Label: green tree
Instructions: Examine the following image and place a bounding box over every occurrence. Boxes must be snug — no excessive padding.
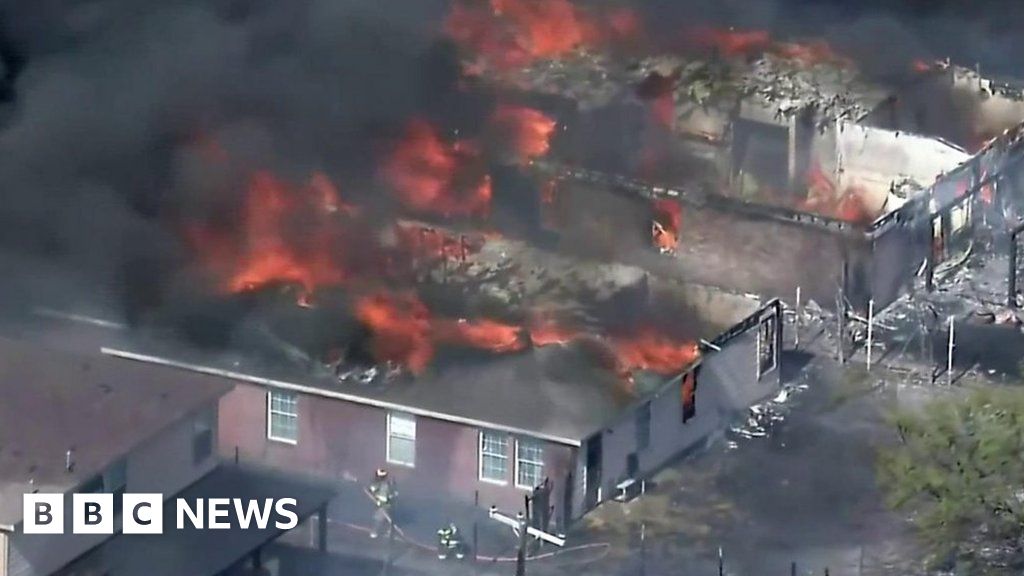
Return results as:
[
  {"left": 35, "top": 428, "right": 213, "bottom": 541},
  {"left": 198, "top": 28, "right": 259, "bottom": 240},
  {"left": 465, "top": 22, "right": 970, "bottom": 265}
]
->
[{"left": 878, "top": 388, "right": 1024, "bottom": 568}]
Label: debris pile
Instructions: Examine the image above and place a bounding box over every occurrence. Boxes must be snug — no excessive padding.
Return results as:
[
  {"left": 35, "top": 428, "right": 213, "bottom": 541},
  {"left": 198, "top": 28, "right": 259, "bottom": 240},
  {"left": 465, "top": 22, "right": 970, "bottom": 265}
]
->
[
  {"left": 727, "top": 383, "right": 807, "bottom": 444},
  {"left": 740, "top": 54, "right": 884, "bottom": 124}
]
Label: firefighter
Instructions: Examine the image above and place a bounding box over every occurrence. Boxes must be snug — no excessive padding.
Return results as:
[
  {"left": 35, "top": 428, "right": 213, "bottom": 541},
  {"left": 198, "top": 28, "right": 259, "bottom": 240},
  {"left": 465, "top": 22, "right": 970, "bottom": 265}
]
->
[
  {"left": 436, "top": 522, "right": 466, "bottom": 560},
  {"left": 368, "top": 468, "right": 397, "bottom": 539}
]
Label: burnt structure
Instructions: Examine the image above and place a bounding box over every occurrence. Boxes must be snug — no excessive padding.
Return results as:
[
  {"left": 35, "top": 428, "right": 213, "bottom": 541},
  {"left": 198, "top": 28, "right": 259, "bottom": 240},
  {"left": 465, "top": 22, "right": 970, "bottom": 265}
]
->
[{"left": 486, "top": 46, "right": 1024, "bottom": 316}]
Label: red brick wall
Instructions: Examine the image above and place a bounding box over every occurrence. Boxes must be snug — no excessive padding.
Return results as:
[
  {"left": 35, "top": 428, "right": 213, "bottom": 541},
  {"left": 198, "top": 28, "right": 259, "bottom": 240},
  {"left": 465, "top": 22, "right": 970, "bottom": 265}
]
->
[{"left": 217, "top": 383, "right": 576, "bottom": 519}]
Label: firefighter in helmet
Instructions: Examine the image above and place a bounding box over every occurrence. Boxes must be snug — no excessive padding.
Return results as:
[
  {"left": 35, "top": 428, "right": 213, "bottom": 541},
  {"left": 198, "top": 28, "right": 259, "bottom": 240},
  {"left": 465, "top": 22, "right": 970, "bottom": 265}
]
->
[
  {"left": 368, "top": 468, "right": 397, "bottom": 539},
  {"left": 436, "top": 522, "right": 467, "bottom": 560}
]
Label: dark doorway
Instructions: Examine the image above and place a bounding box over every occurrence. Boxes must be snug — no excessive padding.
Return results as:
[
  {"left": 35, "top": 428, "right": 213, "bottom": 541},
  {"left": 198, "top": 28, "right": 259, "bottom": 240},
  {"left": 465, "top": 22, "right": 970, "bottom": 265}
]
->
[{"left": 584, "top": 435, "right": 603, "bottom": 510}]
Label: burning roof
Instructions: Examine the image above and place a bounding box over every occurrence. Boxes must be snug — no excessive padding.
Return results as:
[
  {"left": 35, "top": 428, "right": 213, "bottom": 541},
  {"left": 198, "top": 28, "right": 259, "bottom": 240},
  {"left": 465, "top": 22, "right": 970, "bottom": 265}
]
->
[
  {"left": 103, "top": 268, "right": 764, "bottom": 443},
  {"left": 464, "top": 35, "right": 893, "bottom": 136}
]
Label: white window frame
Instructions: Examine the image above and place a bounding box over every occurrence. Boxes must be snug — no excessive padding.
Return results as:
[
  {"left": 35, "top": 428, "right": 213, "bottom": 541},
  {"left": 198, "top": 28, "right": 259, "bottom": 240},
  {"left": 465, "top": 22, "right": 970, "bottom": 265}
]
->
[
  {"left": 478, "top": 431, "right": 509, "bottom": 485},
  {"left": 386, "top": 412, "right": 416, "bottom": 468},
  {"left": 267, "top": 390, "right": 298, "bottom": 445},
  {"left": 514, "top": 438, "right": 545, "bottom": 490}
]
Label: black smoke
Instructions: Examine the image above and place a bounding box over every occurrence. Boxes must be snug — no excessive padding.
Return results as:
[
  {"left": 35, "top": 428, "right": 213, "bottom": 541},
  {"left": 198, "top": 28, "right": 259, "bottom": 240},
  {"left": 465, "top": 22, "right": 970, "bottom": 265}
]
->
[
  {"left": 1, "top": 0, "right": 1023, "bottom": 325},
  {"left": 0, "top": 0, "right": 463, "bottom": 320},
  {"left": 638, "top": 0, "right": 1024, "bottom": 79}
]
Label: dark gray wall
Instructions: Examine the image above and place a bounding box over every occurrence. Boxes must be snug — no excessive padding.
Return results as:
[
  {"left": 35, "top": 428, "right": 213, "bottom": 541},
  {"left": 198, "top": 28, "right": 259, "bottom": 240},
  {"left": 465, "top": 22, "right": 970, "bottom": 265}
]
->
[{"left": 570, "top": 302, "right": 783, "bottom": 519}]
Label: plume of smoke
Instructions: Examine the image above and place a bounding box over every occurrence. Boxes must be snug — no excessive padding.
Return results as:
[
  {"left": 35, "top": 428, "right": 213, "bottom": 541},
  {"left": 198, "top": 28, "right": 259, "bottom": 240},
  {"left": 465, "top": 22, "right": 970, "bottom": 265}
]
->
[{"left": 0, "top": 0, "right": 458, "bottom": 321}]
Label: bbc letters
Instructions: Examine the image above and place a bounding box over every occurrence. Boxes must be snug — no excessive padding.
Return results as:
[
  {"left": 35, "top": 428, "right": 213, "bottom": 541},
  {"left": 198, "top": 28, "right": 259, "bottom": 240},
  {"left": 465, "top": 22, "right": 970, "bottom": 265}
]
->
[{"left": 23, "top": 493, "right": 299, "bottom": 534}]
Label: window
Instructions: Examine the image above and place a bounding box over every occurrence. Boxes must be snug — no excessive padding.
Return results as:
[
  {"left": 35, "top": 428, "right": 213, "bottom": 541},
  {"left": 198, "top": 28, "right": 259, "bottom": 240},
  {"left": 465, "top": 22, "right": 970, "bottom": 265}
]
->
[
  {"left": 267, "top": 390, "right": 298, "bottom": 444},
  {"left": 479, "top": 431, "right": 509, "bottom": 484},
  {"left": 757, "top": 316, "right": 778, "bottom": 378},
  {"left": 681, "top": 372, "right": 696, "bottom": 423},
  {"left": 951, "top": 198, "right": 973, "bottom": 235},
  {"left": 635, "top": 402, "right": 651, "bottom": 451},
  {"left": 515, "top": 439, "right": 545, "bottom": 490},
  {"left": 386, "top": 412, "right": 416, "bottom": 467},
  {"left": 193, "top": 410, "right": 214, "bottom": 464}
]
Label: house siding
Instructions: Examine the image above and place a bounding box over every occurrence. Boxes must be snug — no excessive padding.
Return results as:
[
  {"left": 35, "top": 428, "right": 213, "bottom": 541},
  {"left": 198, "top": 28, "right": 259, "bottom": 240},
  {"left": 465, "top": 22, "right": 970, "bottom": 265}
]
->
[
  {"left": 218, "top": 385, "right": 576, "bottom": 525},
  {"left": 573, "top": 301, "right": 783, "bottom": 519},
  {"left": 6, "top": 403, "right": 220, "bottom": 576}
]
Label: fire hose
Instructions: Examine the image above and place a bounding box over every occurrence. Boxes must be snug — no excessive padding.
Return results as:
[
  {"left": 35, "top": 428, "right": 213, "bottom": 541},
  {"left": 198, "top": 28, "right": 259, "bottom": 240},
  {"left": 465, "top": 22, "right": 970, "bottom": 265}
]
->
[{"left": 340, "top": 488, "right": 610, "bottom": 564}]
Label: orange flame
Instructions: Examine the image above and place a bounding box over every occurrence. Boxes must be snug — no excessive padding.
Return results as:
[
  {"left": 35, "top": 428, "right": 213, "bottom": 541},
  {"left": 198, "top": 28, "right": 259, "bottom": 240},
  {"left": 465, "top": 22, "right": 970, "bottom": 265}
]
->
[
  {"left": 527, "top": 315, "right": 583, "bottom": 347},
  {"left": 490, "top": 104, "right": 557, "bottom": 164},
  {"left": 383, "top": 119, "right": 493, "bottom": 218},
  {"left": 772, "top": 39, "right": 848, "bottom": 66},
  {"left": 651, "top": 198, "right": 681, "bottom": 252},
  {"left": 689, "top": 28, "right": 770, "bottom": 57},
  {"left": 445, "top": 0, "right": 640, "bottom": 69},
  {"left": 354, "top": 291, "right": 434, "bottom": 375},
  {"left": 436, "top": 318, "right": 527, "bottom": 353},
  {"left": 612, "top": 331, "right": 700, "bottom": 376},
  {"left": 801, "top": 162, "right": 875, "bottom": 224},
  {"left": 687, "top": 27, "right": 850, "bottom": 67},
  {"left": 308, "top": 171, "right": 359, "bottom": 216},
  {"left": 187, "top": 171, "right": 352, "bottom": 299},
  {"left": 911, "top": 59, "right": 933, "bottom": 73}
]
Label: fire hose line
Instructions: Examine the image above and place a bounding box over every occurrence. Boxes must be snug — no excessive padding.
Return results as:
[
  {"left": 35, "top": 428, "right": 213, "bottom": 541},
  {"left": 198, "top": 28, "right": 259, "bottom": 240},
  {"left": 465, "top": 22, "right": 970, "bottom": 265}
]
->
[
  {"left": 328, "top": 490, "right": 611, "bottom": 564},
  {"left": 328, "top": 518, "right": 610, "bottom": 564}
]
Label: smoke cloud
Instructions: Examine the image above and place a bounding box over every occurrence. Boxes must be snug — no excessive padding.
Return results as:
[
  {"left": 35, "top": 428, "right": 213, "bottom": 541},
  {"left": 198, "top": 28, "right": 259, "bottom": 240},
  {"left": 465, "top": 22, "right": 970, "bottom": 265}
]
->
[{"left": 0, "top": 0, "right": 1022, "bottom": 321}]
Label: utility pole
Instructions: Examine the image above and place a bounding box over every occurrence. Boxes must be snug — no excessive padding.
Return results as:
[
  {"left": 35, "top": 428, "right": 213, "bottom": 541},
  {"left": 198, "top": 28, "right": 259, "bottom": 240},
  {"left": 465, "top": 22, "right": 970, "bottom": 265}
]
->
[
  {"left": 516, "top": 497, "right": 529, "bottom": 576},
  {"left": 488, "top": 497, "right": 565, "bottom": 576}
]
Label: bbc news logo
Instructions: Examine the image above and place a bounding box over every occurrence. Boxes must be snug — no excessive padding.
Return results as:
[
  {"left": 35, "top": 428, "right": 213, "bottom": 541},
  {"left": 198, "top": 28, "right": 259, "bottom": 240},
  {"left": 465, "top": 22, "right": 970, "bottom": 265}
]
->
[{"left": 23, "top": 494, "right": 299, "bottom": 535}]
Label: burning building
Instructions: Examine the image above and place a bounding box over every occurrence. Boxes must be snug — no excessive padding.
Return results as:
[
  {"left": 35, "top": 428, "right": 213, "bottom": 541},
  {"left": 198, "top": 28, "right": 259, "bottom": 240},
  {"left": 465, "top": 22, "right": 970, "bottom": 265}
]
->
[
  {"left": 101, "top": 243, "right": 782, "bottom": 530},
  {"left": 444, "top": 8, "right": 1024, "bottom": 315},
  {"left": 7, "top": 0, "right": 1024, "bottom": 563}
]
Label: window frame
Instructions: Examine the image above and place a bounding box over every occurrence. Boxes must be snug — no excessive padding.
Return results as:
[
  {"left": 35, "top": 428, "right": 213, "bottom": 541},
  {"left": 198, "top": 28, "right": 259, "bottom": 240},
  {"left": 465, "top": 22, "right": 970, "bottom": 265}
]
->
[
  {"left": 756, "top": 315, "right": 778, "bottom": 379},
  {"left": 681, "top": 371, "right": 697, "bottom": 423},
  {"left": 267, "top": 390, "right": 299, "bottom": 445},
  {"left": 478, "top": 430, "right": 510, "bottom": 485},
  {"left": 514, "top": 438, "right": 545, "bottom": 491},
  {"left": 386, "top": 412, "right": 416, "bottom": 468}
]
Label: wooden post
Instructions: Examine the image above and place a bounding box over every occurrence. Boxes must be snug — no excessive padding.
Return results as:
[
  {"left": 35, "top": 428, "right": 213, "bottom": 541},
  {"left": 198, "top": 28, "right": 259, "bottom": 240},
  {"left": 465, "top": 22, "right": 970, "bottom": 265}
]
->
[
  {"left": 947, "top": 316, "right": 955, "bottom": 386},
  {"left": 787, "top": 116, "right": 798, "bottom": 190},
  {"left": 794, "top": 286, "right": 802, "bottom": 349},
  {"left": 1010, "top": 229, "right": 1019, "bottom": 308},
  {"left": 836, "top": 291, "right": 845, "bottom": 364},
  {"left": 866, "top": 299, "right": 874, "bottom": 370},
  {"left": 515, "top": 496, "right": 530, "bottom": 576}
]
